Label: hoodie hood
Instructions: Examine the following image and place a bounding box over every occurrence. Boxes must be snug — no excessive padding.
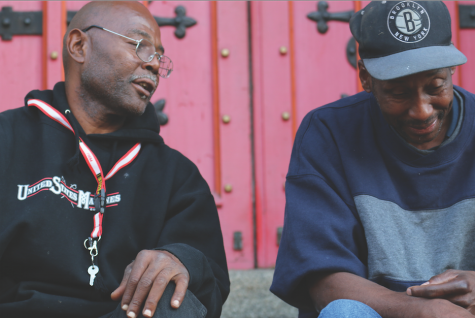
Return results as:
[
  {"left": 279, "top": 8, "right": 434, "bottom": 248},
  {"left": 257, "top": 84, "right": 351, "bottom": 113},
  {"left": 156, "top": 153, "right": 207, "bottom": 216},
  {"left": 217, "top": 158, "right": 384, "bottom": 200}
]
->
[{"left": 24, "top": 82, "right": 164, "bottom": 144}]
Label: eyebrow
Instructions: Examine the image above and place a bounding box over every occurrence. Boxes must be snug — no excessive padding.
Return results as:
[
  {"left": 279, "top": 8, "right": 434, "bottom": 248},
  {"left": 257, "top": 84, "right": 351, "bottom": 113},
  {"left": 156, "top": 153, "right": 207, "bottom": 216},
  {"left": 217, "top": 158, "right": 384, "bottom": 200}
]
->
[
  {"left": 127, "top": 28, "right": 165, "bottom": 54},
  {"left": 128, "top": 28, "right": 152, "bottom": 40}
]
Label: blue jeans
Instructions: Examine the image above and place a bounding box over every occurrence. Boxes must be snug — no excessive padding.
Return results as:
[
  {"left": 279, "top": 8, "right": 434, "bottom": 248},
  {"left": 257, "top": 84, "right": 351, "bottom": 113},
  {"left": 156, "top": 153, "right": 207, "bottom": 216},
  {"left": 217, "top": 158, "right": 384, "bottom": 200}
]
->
[{"left": 318, "top": 299, "right": 382, "bottom": 318}]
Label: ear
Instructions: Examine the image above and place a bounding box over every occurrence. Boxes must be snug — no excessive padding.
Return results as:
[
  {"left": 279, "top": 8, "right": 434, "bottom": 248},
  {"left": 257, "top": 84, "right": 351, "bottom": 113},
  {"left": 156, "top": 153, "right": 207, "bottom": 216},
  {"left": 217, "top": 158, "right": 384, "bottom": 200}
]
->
[
  {"left": 66, "top": 29, "right": 88, "bottom": 64},
  {"left": 358, "top": 60, "right": 373, "bottom": 93},
  {"left": 449, "top": 66, "right": 456, "bottom": 75}
]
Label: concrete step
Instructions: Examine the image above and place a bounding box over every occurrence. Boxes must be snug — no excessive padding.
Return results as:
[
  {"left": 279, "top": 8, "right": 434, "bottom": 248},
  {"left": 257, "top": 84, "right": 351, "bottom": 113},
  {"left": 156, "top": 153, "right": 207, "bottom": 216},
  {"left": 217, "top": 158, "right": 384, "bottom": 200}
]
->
[{"left": 221, "top": 269, "right": 298, "bottom": 318}]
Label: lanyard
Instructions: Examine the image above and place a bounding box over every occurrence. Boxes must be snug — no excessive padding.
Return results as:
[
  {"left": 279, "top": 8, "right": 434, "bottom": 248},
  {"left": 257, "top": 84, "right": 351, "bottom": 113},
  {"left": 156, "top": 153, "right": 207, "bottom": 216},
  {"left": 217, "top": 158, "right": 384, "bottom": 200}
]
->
[{"left": 27, "top": 99, "right": 141, "bottom": 261}]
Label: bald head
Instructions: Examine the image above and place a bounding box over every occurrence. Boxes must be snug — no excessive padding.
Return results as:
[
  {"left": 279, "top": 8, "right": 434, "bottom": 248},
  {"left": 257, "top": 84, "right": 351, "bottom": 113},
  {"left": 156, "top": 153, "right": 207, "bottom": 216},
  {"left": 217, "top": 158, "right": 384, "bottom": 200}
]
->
[
  {"left": 63, "top": 1, "right": 158, "bottom": 75},
  {"left": 62, "top": 1, "right": 163, "bottom": 122}
]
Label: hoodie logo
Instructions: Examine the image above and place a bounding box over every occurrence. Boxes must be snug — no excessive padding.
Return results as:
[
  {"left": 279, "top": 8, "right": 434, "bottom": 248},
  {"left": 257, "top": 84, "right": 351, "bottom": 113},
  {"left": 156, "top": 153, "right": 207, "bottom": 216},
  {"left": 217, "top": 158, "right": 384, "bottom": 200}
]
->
[
  {"left": 17, "top": 176, "right": 121, "bottom": 210},
  {"left": 387, "top": 1, "right": 430, "bottom": 43}
]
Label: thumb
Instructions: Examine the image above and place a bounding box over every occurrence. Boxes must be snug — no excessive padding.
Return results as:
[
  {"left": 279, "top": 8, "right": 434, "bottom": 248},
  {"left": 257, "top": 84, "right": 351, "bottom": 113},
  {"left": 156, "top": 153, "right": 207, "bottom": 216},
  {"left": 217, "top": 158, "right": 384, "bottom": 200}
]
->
[
  {"left": 111, "top": 282, "right": 126, "bottom": 301},
  {"left": 111, "top": 262, "right": 134, "bottom": 300}
]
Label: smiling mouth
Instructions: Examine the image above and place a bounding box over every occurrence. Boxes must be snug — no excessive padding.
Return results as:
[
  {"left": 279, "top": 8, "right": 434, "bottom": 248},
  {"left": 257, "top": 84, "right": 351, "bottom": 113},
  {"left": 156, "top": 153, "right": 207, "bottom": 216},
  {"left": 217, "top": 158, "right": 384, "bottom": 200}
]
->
[{"left": 407, "top": 119, "right": 438, "bottom": 135}]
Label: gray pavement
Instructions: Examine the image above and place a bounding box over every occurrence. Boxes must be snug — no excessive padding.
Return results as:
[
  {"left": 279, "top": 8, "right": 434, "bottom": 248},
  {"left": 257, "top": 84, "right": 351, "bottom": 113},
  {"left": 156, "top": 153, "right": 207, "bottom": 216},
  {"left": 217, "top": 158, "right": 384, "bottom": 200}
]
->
[{"left": 221, "top": 269, "right": 298, "bottom": 318}]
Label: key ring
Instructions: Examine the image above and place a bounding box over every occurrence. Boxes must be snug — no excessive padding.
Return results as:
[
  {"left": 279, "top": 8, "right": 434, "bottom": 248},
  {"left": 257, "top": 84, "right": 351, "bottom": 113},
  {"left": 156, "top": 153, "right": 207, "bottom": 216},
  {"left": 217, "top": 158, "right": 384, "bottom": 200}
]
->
[{"left": 84, "top": 236, "right": 101, "bottom": 257}]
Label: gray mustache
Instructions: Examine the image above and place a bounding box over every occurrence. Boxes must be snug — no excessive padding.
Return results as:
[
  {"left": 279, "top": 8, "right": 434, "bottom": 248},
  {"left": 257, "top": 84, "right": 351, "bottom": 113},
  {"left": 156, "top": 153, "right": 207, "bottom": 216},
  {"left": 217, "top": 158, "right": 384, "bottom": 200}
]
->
[{"left": 129, "top": 74, "right": 158, "bottom": 86}]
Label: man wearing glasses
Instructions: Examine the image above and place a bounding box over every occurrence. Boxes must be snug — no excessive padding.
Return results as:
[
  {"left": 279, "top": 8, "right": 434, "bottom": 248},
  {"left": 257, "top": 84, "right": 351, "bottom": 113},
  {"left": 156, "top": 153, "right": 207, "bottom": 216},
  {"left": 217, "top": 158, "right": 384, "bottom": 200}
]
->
[{"left": 0, "top": 2, "right": 229, "bottom": 318}]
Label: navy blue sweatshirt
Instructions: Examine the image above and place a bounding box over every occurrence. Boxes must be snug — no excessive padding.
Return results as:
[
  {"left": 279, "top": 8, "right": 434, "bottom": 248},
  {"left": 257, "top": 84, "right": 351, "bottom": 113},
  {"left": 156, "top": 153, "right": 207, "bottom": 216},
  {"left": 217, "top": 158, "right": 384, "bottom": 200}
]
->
[
  {"left": 271, "top": 86, "right": 475, "bottom": 317},
  {"left": 0, "top": 83, "right": 229, "bottom": 318}
]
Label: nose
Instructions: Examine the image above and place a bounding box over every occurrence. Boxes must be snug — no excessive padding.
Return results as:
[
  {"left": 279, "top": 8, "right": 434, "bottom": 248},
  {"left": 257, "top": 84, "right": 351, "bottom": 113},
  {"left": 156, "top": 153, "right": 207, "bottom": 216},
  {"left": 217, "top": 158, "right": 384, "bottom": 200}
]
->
[
  {"left": 142, "top": 53, "right": 160, "bottom": 75},
  {"left": 408, "top": 94, "right": 433, "bottom": 122}
]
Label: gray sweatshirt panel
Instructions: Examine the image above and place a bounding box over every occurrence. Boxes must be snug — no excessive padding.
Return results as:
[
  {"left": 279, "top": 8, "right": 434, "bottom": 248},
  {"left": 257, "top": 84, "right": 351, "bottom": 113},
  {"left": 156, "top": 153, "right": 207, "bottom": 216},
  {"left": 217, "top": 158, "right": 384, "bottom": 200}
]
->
[{"left": 355, "top": 195, "right": 475, "bottom": 282}]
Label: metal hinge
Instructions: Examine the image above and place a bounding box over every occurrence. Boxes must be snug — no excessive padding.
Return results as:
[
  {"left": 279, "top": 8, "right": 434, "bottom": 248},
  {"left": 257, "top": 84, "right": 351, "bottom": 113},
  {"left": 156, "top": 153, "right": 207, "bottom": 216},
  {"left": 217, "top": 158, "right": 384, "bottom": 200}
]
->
[
  {"left": 307, "top": 1, "right": 353, "bottom": 34},
  {"left": 459, "top": 5, "right": 475, "bottom": 29},
  {"left": 233, "top": 231, "right": 243, "bottom": 251},
  {"left": 153, "top": 99, "right": 168, "bottom": 126},
  {"left": 1, "top": 5, "right": 197, "bottom": 41},
  {"left": 0, "top": 6, "right": 42, "bottom": 40}
]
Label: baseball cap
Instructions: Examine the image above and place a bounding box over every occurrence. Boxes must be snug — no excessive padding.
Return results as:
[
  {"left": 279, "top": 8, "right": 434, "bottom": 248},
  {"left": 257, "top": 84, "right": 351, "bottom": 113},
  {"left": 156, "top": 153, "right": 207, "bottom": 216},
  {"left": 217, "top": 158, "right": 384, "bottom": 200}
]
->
[{"left": 350, "top": 1, "right": 467, "bottom": 80}]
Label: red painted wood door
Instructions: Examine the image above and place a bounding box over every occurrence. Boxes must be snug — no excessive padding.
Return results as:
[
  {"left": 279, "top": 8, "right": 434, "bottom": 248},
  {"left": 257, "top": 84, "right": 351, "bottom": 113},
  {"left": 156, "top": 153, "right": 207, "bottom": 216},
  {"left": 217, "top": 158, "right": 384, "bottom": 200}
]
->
[
  {"left": 1, "top": 1, "right": 475, "bottom": 269},
  {"left": 251, "top": 1, "right": 358, "bottom": 268},
  {"left": 0, "top": 1, "right": 254, "bottom": 269}
]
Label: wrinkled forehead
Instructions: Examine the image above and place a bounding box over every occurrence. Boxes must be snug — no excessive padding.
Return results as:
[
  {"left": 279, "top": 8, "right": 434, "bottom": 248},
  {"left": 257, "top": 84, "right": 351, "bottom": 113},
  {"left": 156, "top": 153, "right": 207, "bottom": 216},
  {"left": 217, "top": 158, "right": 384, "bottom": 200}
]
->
[
  {"left": 109, "top": 6, "right": 161, "bottom": 42},
  {"left": 84, "top": 2, "right": 162, "bottom": 48}
]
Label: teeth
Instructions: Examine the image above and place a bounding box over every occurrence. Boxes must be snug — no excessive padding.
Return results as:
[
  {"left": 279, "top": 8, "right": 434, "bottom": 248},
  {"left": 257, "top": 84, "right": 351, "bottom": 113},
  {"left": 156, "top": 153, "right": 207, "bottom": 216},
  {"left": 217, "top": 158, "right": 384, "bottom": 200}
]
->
[{"left": 140, "top": 83, "right": 147, "bottom": 89}]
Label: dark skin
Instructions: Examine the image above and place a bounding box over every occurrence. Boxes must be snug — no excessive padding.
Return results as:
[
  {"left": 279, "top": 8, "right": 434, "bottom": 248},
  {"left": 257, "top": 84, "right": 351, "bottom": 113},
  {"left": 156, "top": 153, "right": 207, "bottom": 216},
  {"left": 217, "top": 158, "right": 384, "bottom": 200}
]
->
[
  {"left": 64, "top": 2, "right": 188, "bottom": 318},
  {"left": 308, "top": 61, "right": 475, "bottom": 317},
  {"left": 360, "top": 61, "right": 455, "bottom": 150}
]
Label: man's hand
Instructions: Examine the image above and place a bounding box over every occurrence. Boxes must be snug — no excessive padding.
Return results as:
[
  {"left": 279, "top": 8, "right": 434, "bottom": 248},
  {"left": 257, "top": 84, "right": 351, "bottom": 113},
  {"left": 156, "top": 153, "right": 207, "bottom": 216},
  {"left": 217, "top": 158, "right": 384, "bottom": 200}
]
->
[
  {"left": 407, "top": 270, "right": 475, "bottom": 314},
  {"left": 110, "top": 250, "right": 190, "bottom": 318},
  {"left": 310, "top": 271, "right": 475, "bottom": 318}
]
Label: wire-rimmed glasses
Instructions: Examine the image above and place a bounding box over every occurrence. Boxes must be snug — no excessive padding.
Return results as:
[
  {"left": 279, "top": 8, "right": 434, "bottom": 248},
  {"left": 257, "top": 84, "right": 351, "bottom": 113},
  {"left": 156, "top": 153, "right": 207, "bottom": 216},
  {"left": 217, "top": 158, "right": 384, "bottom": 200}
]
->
[{"left": 82, "top": 25, "right": 173, "bottom": 78}]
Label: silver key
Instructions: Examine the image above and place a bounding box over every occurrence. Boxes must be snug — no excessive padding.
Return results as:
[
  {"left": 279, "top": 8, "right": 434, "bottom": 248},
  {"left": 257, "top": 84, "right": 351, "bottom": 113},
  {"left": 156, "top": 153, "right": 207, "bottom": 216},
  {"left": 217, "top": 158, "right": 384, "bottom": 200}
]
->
[{"left": 88, "top": 265, "right": 99, "bottom": 286}]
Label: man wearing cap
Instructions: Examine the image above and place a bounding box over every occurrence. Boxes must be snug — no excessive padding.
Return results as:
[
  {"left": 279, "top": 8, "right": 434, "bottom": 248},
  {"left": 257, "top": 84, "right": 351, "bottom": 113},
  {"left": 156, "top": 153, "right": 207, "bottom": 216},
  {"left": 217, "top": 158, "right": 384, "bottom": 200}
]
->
[{"left": 271, "top": 1, "right": 475, "bottom": 317}]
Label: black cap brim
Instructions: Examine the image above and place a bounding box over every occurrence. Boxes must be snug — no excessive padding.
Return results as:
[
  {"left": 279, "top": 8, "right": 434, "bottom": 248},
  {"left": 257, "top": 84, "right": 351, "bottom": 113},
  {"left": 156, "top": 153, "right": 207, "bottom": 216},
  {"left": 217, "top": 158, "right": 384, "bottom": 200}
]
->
[{"left": 363, "top": 44, "right": 467, "bottom": 80}]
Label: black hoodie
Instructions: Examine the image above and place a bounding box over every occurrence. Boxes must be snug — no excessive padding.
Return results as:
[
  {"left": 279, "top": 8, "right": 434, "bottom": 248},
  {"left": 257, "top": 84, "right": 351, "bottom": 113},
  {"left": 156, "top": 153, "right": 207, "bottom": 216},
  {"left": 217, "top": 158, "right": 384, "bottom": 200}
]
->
[{"left": 0, "top": 82, "right": 229, "bottom": 318}]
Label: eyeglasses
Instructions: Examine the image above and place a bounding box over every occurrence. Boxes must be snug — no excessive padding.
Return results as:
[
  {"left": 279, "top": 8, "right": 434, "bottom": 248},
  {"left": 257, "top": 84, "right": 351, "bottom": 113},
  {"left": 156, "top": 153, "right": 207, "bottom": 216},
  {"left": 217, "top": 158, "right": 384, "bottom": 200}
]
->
[{"left": 82, "top": 25, "right": 173, "bottom": 79}]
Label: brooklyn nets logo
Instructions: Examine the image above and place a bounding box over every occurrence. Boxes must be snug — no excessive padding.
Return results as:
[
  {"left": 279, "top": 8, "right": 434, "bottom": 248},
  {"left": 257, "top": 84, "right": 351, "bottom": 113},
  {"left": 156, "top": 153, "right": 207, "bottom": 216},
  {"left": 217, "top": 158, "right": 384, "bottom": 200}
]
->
[{"left": 387, "top": 1, "right": 430, "bottom": 43}]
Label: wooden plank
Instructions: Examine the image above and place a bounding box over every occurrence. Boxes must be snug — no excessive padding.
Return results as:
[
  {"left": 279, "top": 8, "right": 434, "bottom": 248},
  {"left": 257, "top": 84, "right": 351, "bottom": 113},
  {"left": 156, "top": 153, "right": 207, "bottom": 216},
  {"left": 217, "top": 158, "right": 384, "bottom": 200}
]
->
[
  {"left": 43, "top": 1, "right": 64, "bottom": 90},
  {"left": 216, "top": 1, "right": 254, "bottom": 269},
  {"left": 293, "top": 1, "right": 357, "bottom": 125},
  {"left": 251, "top": 1, "right": 293, "bottom": 268},
  {"left": 444, "top": 1, "right": 462, "bottom": 86},
  {"left": 458, "top": 1, "right": 475, "bottom": 92},
  {"left": 0, "top": 1, "right": 43, "bottom": 111}
]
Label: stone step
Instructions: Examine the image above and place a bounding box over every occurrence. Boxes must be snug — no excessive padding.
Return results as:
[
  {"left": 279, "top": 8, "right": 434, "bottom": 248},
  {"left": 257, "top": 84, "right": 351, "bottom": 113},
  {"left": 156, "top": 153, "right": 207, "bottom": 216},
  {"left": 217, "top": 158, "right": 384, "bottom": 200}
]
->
[{"left": 221, "top": 269, "right": 298, "bottom": 318}]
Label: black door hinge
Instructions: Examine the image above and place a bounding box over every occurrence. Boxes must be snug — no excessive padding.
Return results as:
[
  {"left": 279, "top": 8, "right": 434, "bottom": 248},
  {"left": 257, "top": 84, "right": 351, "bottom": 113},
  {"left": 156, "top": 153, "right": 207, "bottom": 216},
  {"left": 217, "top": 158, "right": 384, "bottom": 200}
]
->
[
  {"left": 0, "top": 6, "right": 42, "bottom": 41},
  {"left": 459, "top": 5, "right": 475, "bottom": 29},
  {"left": 2, "top": 5, "right": 197, "bottom": 41},
  {"left": 307, "top": 1, "right": 353, "bottom": 34},
  {"left": 233, "top": 231, "right": 243, "bottom": 251}
]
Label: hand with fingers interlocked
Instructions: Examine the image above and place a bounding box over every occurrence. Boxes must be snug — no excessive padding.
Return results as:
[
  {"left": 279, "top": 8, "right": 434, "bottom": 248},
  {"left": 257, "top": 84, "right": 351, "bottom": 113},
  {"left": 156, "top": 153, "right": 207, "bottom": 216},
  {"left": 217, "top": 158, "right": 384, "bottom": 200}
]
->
[
  {"left": 407, "top": 269, "right": 475, "bottom": 315},
  {"left": 110, "top": 250, "right": 190, "bottom": 318}
]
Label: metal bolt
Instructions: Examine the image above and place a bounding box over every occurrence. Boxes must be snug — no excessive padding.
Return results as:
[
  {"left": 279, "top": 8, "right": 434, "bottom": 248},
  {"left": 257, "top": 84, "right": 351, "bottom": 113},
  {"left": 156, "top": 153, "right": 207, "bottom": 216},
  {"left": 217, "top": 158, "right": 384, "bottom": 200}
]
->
[
  {"left": 221, "top": 48, "right": 230, "bottom": 57},
  {"left": 282, "top": 112, "right": 290, "bottom": 121},
  {"left": 222, "top": 115, "right": 231, "bottom": 124},
  {"left": 24, "top": 17, "right": 31, "bottom": 25},
  {"left": 224, "top": 184, "right": 233, "bottom": 193},
  {"left": 279, "top": 46, "right": 288, "bottom": 55},
  {"left": 2, "top": 18, "right": 11, "bottom": 27},
  {"left": 50, "top": 51, "right": 58, "bottom": 60}
]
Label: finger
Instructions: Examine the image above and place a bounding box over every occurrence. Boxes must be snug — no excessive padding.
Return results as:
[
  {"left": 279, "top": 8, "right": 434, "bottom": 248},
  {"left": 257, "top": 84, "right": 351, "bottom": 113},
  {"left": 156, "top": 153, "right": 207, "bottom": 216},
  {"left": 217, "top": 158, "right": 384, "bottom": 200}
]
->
[
  {"left": 111, "top": 262, "right": 134, "bottom": 302},
  {"left": 427, "top": 269, "right": 461, "bottom": 285},
  {"left": 121, "top": 253, "right": 151, "bottom": 312},
  {"left": 410, "top": 279, "right": 469, "bottom": 298},
  {"left": 141, "top": 269, "right": 174, "bottom": 318},
  {"left": 170, "top": 275, "right": 189, "bottom": 309},
  {"left": 127, "top": 266, "right": 164, "bottom": 318}
]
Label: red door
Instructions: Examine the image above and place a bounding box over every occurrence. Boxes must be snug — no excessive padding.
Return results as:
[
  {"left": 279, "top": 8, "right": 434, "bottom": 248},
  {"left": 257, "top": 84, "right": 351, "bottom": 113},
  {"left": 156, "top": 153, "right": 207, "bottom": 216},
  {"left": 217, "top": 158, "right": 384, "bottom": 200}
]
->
[
  {"left": 0, "top": 0, "right": 255, "bottom": 269},
  {"left": 1, "top": 1, "right": 474, "bottom": 269}
]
